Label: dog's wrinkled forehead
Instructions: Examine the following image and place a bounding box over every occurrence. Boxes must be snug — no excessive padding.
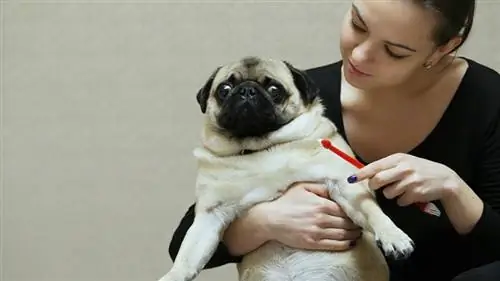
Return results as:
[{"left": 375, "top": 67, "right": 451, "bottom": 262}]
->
[{"left": 214, "top": 56, "right": 293, "bottom": 85}]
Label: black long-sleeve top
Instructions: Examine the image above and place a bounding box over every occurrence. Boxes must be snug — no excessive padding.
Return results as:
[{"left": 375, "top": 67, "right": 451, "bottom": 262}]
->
[{"left": 168, "top": 58, "right": 500, "bottom": 281}]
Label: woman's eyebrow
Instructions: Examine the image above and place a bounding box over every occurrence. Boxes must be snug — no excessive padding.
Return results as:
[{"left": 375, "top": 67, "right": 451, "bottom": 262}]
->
[
  {"left": 352, "top": 4, "right": 417, "bottom": 52},
  {"left": 352, "top": 4, "right": 367, "bottom": 27}
]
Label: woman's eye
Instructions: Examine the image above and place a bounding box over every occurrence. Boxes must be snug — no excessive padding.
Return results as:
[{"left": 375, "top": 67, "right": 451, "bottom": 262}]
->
[
  {"left": 351, "top": 20, "right": 366, "bottom": 33},
  {"left": 384, "top": 46, "right": 409, "bottom": 60}
]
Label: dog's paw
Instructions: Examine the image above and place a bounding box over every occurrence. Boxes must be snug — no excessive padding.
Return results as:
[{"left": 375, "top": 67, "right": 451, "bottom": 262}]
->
[
  {"left": 157, "top": 275, "right": 172, "bottom": 281},
  {"left": 157, "top": 272, "right": 175, "bottom": 281},
  {"left": 324, "top": 178, "right": 343, "bottom": 200},
  {"left": 156, "top": 271, "right": 183, "bottom": 281},
  {"left": 375, "top": 225, "right": 414, "bottom": 260}
]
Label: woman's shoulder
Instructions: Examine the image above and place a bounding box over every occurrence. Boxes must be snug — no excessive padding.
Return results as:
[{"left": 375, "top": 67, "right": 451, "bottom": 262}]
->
[
  {"left": 458, "top": 57, "right": 500, "bottom": 120},
  {"left": 460, "top": 57, "right": 500, "bottom": 95}
]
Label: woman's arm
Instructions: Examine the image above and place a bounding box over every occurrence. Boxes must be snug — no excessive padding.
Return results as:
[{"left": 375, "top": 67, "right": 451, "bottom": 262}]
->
[
  {"left": 448, "top": 112, "right": 500, "bottom": 259},
  {"left": 440, "top": 176, "right": 484, "bottom": 235},
  {"left": 347, "top": 109, "right": 500, "bottom": 260},
  {"left": 222, "top": 203, "right": 273, "bottom": 256}
]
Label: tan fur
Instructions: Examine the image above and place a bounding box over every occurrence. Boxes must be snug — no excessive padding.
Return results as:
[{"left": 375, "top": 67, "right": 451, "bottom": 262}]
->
[
  {"left": 157, "top": 57, "right": 414, "bottom": 281},
  {"left": 204, "top": 58, "right": 309, "bottom": 137}
]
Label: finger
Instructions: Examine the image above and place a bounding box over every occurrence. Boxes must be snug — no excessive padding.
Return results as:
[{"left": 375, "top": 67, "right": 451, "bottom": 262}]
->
[
  {"left": 316, "top": 199, "right": 348, "bottom": 217},
  {"left": 302, "top": 183, "right": 331, "bottom": 199},
  {"left": 308, "top": 239, "right": 355, "bottom": 251},
  {"left": 316, "top": 214, "right": 360, "bottom": 230},
  {"left": 367, "top": 166, "right": 408, "bottom": 191},
  {"left": 347, "top": 154, "right": 402, "bottom": 184},
  {"left": 382, "top": 183, "right": 406, "bottom": 199},
  {"left": 319, "top": 228, "right": 362, "bottom": 241},
  {"left": 383, "top": 173, "right": 422, "bottom": 199},
  {"left": 396, "top": 191, "right": 415, "bottom": 206}
]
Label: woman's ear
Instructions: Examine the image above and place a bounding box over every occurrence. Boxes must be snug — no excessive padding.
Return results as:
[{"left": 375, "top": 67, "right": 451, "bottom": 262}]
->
[
  {"left": 423, "top": 36, "right": 463, "bottom": 69},
  {"left": 439, "top": 36, "right": 463, "bottom": 55}
]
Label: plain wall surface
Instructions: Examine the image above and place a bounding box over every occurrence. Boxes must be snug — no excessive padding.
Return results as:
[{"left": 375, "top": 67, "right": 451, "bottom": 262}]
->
[{"left": 2, "top": 1, "right": 500, "bottom": 281}]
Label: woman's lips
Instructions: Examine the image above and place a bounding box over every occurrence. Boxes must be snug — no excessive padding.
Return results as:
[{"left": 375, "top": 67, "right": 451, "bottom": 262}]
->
[{"left": 347, "top": 60, "right": 371, "bottom": 77}]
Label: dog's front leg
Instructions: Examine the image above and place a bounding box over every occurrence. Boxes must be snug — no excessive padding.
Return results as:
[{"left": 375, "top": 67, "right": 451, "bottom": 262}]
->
[
  {"left": 158, "top": 208, "right": 231, "bottom": 281},
  {"left": 324, "top": 179, "right": 414, "bottom": 260}
]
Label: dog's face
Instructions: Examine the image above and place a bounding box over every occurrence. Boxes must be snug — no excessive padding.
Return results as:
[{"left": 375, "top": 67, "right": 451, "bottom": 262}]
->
[{"left": 196, "top": 56, "right": 320, "bottom": 139}]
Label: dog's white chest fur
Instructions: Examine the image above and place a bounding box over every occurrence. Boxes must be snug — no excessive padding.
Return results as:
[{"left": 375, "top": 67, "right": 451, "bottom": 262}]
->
[{"left": 193, "top": 138, "right": 337, "bottom": 211}]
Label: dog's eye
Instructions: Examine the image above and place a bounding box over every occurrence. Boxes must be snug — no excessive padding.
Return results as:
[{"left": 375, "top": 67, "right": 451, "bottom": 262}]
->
[
  {"left": 267, "top": 84, "right": 286, "bottom": 103},
  {"left": 217, "top": 83, "right": 232, "bottom": 99},
  {"left": 267, "top": 85, "right": 280, "bottom": 95}
]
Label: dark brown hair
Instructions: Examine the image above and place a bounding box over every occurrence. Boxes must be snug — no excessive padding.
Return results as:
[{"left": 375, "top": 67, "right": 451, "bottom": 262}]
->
[{"left": 418, "top": 0, "right": 476, "bottom": 53}]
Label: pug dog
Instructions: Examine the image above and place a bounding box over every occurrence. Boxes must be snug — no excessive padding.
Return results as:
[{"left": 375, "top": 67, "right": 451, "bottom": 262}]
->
[{"left": 157, "top": 56, "right": 414, "bottom": 281}]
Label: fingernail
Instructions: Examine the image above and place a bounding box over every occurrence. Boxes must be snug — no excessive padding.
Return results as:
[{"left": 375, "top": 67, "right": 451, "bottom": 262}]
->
[{"left": 347, "top": 175, "right": 357, "bottom": 183}]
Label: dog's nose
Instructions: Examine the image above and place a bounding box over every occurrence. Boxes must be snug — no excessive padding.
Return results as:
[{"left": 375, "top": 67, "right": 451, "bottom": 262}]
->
[{"left": 239, "top": 86, "right": 257, "bottom": 99}]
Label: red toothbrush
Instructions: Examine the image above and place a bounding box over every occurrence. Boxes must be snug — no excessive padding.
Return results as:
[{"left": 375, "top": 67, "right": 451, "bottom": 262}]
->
[{"left": 320, "top": 139, "right": 441, "bottom": 217}]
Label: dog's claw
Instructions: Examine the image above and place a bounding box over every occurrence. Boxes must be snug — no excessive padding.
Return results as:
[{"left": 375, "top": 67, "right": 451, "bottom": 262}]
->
[{"left": 375, "top": 227, "right": 415, "bottom": 260}]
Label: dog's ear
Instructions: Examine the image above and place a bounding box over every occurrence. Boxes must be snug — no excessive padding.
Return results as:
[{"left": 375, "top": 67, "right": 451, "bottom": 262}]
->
[
  {"left": 196, "top": 67, "right": 221, "bottom": 113},
  {"left": 283, "top": 61, "right": 319, "bottom": 105}
]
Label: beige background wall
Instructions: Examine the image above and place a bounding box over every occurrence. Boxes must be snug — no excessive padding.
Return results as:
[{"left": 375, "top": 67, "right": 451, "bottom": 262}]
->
[{"left": 2, "top": 1, "right": 499, "bottom": 281}]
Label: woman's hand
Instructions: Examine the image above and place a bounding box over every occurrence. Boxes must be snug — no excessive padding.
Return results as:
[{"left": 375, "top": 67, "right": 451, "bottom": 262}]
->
[
  {"left": 258, "top": 182, "right": 362, "bottom": 251},
  {"left": 347, "top": 153, "right": 460, "bottom": 206},
  {"left": 346, "top": 152, "right": 486, "bottom": 235}
]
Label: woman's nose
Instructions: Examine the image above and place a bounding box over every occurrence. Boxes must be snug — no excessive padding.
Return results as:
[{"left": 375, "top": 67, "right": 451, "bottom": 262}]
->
[{"left": 351, "top": 40, "right": 374, "bottom": 63}]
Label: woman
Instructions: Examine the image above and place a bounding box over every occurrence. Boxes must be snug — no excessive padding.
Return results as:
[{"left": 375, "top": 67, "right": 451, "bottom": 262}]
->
[{"left": 168, "top": 1, "right": 500, "bottom": 280}]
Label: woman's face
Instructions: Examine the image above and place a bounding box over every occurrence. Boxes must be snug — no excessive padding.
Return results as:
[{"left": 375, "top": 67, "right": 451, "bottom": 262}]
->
[{"left": 339, "top": 0, "right": 443, "bottom": 90}]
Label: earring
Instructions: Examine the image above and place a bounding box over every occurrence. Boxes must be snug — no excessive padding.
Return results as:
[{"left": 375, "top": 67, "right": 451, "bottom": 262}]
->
[{"left": 423, "top": 61, "right": 433, "bottom": 69}]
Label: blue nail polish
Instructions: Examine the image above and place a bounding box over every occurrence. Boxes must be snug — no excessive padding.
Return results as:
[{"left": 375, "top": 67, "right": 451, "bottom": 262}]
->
[{"left": 347, "top": 175, "right": 357, "bottom": 183}]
